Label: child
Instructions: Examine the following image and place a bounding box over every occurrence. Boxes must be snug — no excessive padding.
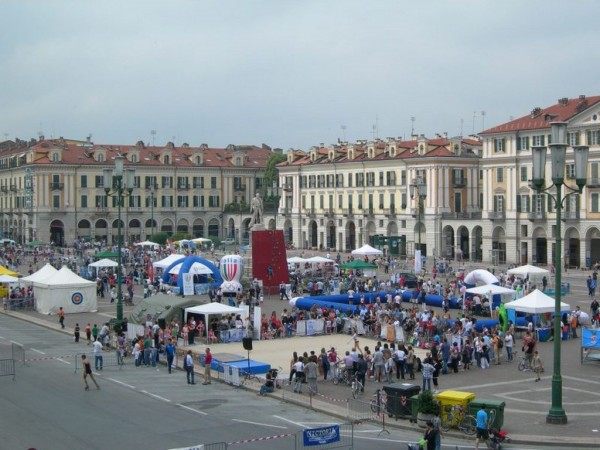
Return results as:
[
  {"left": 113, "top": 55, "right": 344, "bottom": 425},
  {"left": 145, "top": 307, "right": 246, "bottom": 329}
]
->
[{"left": 533, "top": 350, "right": 544, "bottom": 382}]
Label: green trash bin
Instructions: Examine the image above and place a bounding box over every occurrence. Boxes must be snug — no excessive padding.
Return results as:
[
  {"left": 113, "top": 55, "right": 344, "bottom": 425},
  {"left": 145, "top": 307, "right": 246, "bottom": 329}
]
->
[
  {"left": 469, "top": 399, "right": 505, "bottom": 429},
  {"left": 383, "top": 383, "right": 421, "bottom": 419},
  {"left": 409, "top": 394, "right": 421, "bottom": 423}
]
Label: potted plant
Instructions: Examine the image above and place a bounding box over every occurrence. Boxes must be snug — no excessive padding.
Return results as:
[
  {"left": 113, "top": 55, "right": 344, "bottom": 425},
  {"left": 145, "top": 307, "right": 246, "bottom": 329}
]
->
[{"left": 416, "top": 390, "right": 441, "bottom": 427}]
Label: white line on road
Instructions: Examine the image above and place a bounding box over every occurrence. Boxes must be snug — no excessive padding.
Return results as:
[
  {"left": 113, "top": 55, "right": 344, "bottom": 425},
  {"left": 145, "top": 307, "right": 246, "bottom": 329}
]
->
[
  {"left": 10, "top": 340, "right": 22, "bottom": 346},
  {"left": 177, "top": 404, "right": 208, "bottom": 415},
  {"left": 108, "top": 378, "right": 135, "bottom": 389},
  {"left": 0, "top": 336, "right": 5, "bottom": 340},
  {"left": 141, "top": 390, "right": 171, "bottom": 402},
  {"left": 232, "top": 419, "right": 287, "bottom": 429},
  {"left": 31, "top": 348, "right": 46, "bottom": 355},
  {"left": 56, "top": 358, "right": 71, "bottom": 365},
  {"left": 273, "top": 415, "right": 305, "bottom": 427}
]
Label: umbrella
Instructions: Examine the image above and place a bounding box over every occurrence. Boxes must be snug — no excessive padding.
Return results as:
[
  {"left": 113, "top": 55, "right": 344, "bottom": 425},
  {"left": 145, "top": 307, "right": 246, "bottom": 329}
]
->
[{"left": 0, "top": 274, "right": 19, "bottom": 283}]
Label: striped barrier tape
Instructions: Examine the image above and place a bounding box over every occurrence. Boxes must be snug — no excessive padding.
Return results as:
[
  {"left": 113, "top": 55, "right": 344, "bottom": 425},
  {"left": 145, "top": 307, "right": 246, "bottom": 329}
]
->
[{"left": 228, "top": 433, "right": 294, "bottom": 445}]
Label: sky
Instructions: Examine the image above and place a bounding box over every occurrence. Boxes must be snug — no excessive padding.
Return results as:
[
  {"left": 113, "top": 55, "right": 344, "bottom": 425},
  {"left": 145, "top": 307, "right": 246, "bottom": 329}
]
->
[{"left": 1, "top": 0, "right": 600, "bottom": 151}]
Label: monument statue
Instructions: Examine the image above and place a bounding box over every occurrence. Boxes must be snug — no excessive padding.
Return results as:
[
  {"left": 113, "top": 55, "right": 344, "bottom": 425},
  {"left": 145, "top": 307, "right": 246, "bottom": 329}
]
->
[{"left": 250, "top": 192, "right": 264, "bottom": 226}]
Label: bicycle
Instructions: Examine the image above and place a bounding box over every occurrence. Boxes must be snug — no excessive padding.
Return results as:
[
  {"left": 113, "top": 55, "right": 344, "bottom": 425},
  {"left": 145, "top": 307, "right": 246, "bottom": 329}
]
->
[
  {"left": 517, "top": 352, "right": 531, "bottom": 371},
  {"left": 440, "top": 405, "right": 477, "bottom": 435},
  {"left": 351, "top": 374, "right": 364, "bottom": 399},
  {"left": 332, "top": 366, "right": 353, "bottom": 386},
  {"left": 370, "top": 390, "right": 388, "bottom": 415}
]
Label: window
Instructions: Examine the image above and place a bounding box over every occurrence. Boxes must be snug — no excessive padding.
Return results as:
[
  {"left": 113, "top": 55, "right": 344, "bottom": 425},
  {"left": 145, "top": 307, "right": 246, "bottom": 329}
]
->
[
  {"left": 532, "top": 135, "right": 545, "bottom": 147},
  {"left": 233, "top": 176, "right": 244, "bottom": 191},
  {"left": 493, "top": 195, "right": 504, "bottom": 212},
  {"left": 145, "top": 176, "right": 157, "bottom": 189},
  {"left": 568, "top": 132, "right": 580, "bottom": 146},
  {"left": 301, "top": 196, "right": 306, "bottom": 209},
  {"left": 96, "top": 196, "right": 107, "bottom": 208},
  {"left": 516, "top": 194, "right": 530, "bottom": 212},
  {"left": 401, "top": 193, "right": 407, "bottom": 209},
  {"left": 479, "top": 169, "right": 483, "bottom": 180},
  {"left": 400, "top": 170, "right": 406, "bottom": 186},
  {"left": 97, "top": 153, "right": 104, "bottom": 162},
  {"left": 195, "top": 155, "right": 202, "bottom": 165},
  {"left": 355, "top": 173, "right": 364, "bottom": 187},
  {"left": 494, "top": 138, "right": 505, "bottom": 153},
  {"left": 338, "top": 194, "right": 343, "bottom": 208},
  {"left": 366, "top": 172, "right": 375, "bottom": 187},
  {"left": 520, "top": 167, "right": 528, "bottom": 182},
  {"left": 517, "top": 136, "right": 530, "bottom": 151},
  {"left": 193, "top": 176, "right": 204, "bottom": 189},
  {"left": 454, "top": 192, "right": 462, "bottom": 213},
  {"left": 177, "top": 195, "right": 189, "bottom": 208},
  {"left": 319, "top": 194, "right": 324, "bottom": 209},
  {"left": 336, "top": 174, "right": 344, "bottom": 188},
  {"left": 566, "top": 164, "right": 575, "bottom": 179},
  {"left": 161, "top": 176, "right": 173, "bottom": 188},
  {"left": 453, "top": 169, "right": 464, "bottom": 185},
  {"left": 129, "top": 196, "right": 141, "bottom": 208},
  {"left": 358, "top": 194, "right": 363, "bottom": 210},
  {"left": 80, "top": 175, "right": 88, "bottom": 188},
  {"left": 479, "top": 192, "right": 483, "bottom": 209},
  {"left": 164, "top": 155, "right": 170, "bottom": 164},
  {"left": 586, "top": 130, "right": 600, "bottom": 145},
  {"left": 177, "top": 176, "right": 189, "bottom": 189},
  {"left": 95, "top": 175, "right": 104, "bottom": 188},
  {"left": 209, "top": 195, "right": 220, "bottom": 207},
  {"left": 390, "top": 193, "right": 395, "bottom": 210},
  {"left": 81, "top": 195, "right": 88, "bottom": 208},
  {"left": 592, "top": 193, "right": 599, "bottom": 213},
  {"left": 379, "top": 193, "right": 384, "bottom": 209},
  {"left": 131, "top": 154, "right": 138, "bottom": 163},
  {"left": 591, "top": 163, "right": 599, "bottom": 183},
  {"left": 496, "top": 168, "right": 504, "bottom": 182},
  {"left": 387, "top": 171, "right": 396, "bottom": 186},
  {"left": 145, "top": 195, "right": 157, "bottom": 208},
  {"left": 211, "top": 177, "right": 217, "bottom": 189},
  {"left": 347, "top": 173, "right": 353, "bottom": 187},
  {"left": 193, "top": 195, "right": 204, "bottom": 208},
  {"left": 53, "top": 195, "right": 60, "bottom": 208},
  {"left": 161, "top": 195, "right": 173, "bottom": 208}
]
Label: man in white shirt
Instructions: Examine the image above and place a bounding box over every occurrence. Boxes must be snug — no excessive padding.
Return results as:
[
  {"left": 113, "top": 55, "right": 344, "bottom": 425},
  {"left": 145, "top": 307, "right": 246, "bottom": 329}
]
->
[
  {"left": 92, "top": 338, "right": 103, "bottom": 370},
  {"left": 394, "top": 347, "right": 406, "bottom": 380},
  {"left": 184, "top": 350, "right": 195, "bottom": 384}
]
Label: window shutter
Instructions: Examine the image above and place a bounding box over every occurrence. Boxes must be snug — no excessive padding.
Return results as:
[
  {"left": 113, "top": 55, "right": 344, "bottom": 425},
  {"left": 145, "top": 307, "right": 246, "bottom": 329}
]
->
[
  {"left": 541, "top": 135, "right": 545, "bottom": 146},
  {"left": 516, "top": 195, "right": 521, "bottom": 212},
  {"left": 587, "top": 131, "right": 592, "bottom": 144},
  {"left": 525, "top": 137, "right": 529, "bottom": 149},
  {"left": 576, "top": 133, "right": 580, "bottom": 145},
  {"left": 493, "top": 196, "right": 498, "bottom": 211},
  {"left": 517, "top": 137, "right": 521, "bottom": 151}
]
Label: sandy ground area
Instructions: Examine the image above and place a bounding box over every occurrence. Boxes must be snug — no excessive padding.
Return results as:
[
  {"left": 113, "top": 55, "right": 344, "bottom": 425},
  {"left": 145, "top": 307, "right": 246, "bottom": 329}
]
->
[{"left": 186, "top": 333, "right": 428, "bottom": 377}]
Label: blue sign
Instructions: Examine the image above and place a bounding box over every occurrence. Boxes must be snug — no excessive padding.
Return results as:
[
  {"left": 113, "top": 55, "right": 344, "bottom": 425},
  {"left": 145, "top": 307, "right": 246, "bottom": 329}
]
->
[
  {"left": 582, "top": 328, "right": 600, "bottom": 348},
  {"left": 303, "top": 425, "right": 340, "bottom": 446}
]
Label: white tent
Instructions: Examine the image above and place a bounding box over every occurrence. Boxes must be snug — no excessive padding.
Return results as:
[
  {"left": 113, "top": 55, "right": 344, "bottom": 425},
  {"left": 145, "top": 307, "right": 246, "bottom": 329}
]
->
[
  {"left": 287, "top": 256, "right": 307, "bottom": 264},
  {"left": 465, "top": 284, "right": 516, "bottom": 296},
  {"left": 191, "top": 237, "right": 212, "bottom": 244},
  {"left": 33, "top": 266, "right": 97, "bottom": 314},
  {"left": 169, "top": 261, "right": 213, "bottom": 275},
  {"left": 0, "top": 274, "right": 19, "bottom": 283},
  {"left": 305, "top": 256, "right": 334, "bottom": 263},
  {"left": 21, "top": 264, "right": 59, "bottom": 285},
  {"left": 351, "top": 244, "right": 383, "bottom": 256},
  {"left": 153, "top": 254, "right": 185, "bottom": 270},
  {"left": 504, "top": 289, "right": 570, "bottom": 314},
  {"left": 135, "top": 240, "right": 161, "bottom": 248},
  {"left": 507, "top": 264, "right": 549, "bottom": 277},
  {"left": 184, "top": 303, "right": 244, "bottom": 345},
  {"left": 88, "top": 258, "right": 119, "bottom": 269}
]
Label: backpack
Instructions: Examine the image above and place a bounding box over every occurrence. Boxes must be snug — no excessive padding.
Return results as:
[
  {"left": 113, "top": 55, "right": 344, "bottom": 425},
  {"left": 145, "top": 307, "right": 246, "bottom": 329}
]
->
[{"left": 498, "top": 339, "right": 504, "bottom": 349}]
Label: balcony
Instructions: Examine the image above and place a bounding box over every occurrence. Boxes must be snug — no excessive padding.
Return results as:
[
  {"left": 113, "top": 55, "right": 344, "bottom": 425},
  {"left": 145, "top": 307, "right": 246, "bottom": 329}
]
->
[
  {"left": 562, "top": 211, "right": 580, "bottom": 222},
  {"left": 587, "top": 177, "right": 600, "bottom": 188},
  {"left": 10, "top": 185, "right": 17, "bottom": 192},
  {"left": 233, "top": 185, "right": 246, "bottom": 192},
  {"left": 364, "top": 208, "right": 375, "bottom": 217},
  {"left": 410, "top": 208, "right": 417, "bottom": 217},
  {"left": 441, "top": 212, "right": 482, "bottom": 220},
  {"left": 305, "top": 207, "right": 316, "bottom": 217},
  {"left": 342, "top": 208, "right": 354, "bottom": 217},
  {"left": 282, "top": 208, "right": 291, "bottom": 216},
  {"left": 145, "top": 183, "right": 159, "bottom": 190},
  {"left": 324, "top": 208, "right": 334, "bottom": 217},
  {"left": 453, "top": 178, "right": 466, "bottom": 188},
  {"left": 177, "top": 183, "right": 190, "bottom": 190},
  {"left": 489, "top": 211, "right": 505, "bottom": 220},
  {"left": 50, "top": 182, "right": 64, "bottom": 191},
  {"left": 95, "top": 207, "right": 110, "bottom": 216},
  {"left": 0, "top": 186, "right": 7, "bottom": 193},
  {"left": 528, "top": 211, "right": 546, "bottom": 221},
  {"left": 282, "top": 183, "right": 293, "bottom": 192}
]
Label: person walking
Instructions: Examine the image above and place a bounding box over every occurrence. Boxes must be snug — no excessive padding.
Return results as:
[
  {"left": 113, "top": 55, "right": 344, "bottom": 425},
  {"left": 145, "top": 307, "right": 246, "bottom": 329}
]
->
[
  {"left": 474, "top": 404, "right": 489, "bottom": 450},
  {"left": 184, "top": 350, "right": 195, "bottom": 385},
  {"left": 74, "top": 323, "right": 80, "bottom": 343},
  {"left": 165, "top": 338, "right": 176, "bottom": 374},
  {"left": 305, "top": 356, "right": 318, "bottom": 394},
  {"left": 92, "top": 323, "right": 99, "bottom": 342},
  {"left": 203, "top": 348, "right": 212, "bottom": 385},
  {"left": 85, "top": 323, "right": 92, "bottom": 345},
  {"left": 81, "top": 354, "right": 100, "bottom": 391},
  {"left": 533, "top": 350, "right": 544, "bottom": 382},
  {"left": 58, "top": 307, "right": 65, "bottom": 329},
  {"left": 421, "top": 357, "right": 434, "bottom": 392},
  {"left": 92, "top": 338, "right": 103, "bottom": 371}
]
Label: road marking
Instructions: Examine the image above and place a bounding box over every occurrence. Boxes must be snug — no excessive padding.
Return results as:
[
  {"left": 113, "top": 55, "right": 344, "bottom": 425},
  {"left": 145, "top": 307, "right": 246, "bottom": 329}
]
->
[
  {"left": 31, "top": 348, "right": 46, "bottom": 355},
  {"left": 273, "top": 415, "right": 305, "bottom": 427},
  {"left": 141, "top": 390, "right": 171, "bottom": 402},
  {"left": 56, "top": 358, "right": 71, "bottom": 365},
  {"left": 177, "top": 404, "right": 208, "bottom": 415},
  {"left": 10, "top": 340, "right": 22, "bottom": 346},
  {"left": 108, "top": 378, "right": 135, "bottom": 389},
  {"left": 232, "top": 419, "right": 287, "bottom": 429},
  {"left": 0, "top": 336, "right": 5, "bottom": 340}
]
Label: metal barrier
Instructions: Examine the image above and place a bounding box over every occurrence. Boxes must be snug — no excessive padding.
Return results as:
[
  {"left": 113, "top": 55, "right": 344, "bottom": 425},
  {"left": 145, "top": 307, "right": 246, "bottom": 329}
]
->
[
  {"left": 0, "top": 358, "right": 15, "bottom": 380},
  {"left": 6, "top": 297, "right": 35, "bottom": 311},
  {"left": 12, "top": 342, "right": 25, "bottom": 365},
  {"left": 74, "top": 351, "right": 125, "bottom": 372}
]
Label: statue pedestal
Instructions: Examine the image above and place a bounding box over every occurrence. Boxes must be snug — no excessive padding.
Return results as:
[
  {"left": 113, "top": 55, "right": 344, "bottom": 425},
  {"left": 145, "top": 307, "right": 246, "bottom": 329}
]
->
[
  {"left": 251, "top": 229, "right": 289, "bottom": 290},
  {"left": 248, "top": 224, "right": 265, "bottom": 248}
]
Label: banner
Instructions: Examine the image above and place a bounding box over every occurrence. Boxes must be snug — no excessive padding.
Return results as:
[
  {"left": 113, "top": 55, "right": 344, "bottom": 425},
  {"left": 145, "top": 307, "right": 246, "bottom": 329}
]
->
[
  {"left": 183, "top": 273, "right": 194, "bottom": 296},
  {"left": 582, "top": 328, "right": 600, "bottom": 348},
  {"left": 303, "top": 425, "right": 340, "bottom": 446}
]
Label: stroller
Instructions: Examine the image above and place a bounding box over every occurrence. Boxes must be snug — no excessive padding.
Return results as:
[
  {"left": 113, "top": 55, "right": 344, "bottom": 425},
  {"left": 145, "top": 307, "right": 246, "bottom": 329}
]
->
[{"left": 487, "top": 427, "right": 511, "bottom": 450}]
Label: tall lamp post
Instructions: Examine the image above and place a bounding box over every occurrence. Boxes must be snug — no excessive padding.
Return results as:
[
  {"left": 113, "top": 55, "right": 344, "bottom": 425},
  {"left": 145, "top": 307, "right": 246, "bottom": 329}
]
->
[
  {"left": 530, "top": 122, "right": 589, "bottom": 425},
  {"left": 409, "top": 176, "right": 427, "bottom": 272},
  {"left": 147, "top": 183, "right": 157, "bottom": 239},
  {"left": 104, "top": 156, "right": 135, "bottom": 323}
]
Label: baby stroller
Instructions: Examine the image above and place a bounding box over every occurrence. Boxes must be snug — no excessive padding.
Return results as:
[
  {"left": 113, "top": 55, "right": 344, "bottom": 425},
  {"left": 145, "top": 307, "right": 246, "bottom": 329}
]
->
[{"left": 487, "top": 427, "right": 511, "bottom": 450}]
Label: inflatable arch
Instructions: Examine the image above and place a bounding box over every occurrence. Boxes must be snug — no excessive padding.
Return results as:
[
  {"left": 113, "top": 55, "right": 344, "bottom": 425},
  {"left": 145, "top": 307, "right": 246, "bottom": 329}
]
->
[
  {"left": 161, "top": 256, "right": 223, "bottom": 292},
  {"left": 464, "top": 269, "right": 499, "bottom": 286}
]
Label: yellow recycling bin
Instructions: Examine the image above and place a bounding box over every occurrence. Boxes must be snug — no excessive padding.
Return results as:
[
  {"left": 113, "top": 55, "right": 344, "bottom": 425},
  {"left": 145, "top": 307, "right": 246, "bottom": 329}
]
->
[{"left": 435, "top": 390, "right": 476, "bottom": 426}]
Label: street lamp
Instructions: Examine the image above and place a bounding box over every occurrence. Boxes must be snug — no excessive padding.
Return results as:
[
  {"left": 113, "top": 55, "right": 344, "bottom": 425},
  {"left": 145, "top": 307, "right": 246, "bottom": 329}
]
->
[
  {"left": 409, "top": 176, "right": 427, "bottom": 272},
  {"left": 104, "top": 155, "right": 135, "bottom": 324},
  {"left": 530, "top": 122, "right": 589, "bottom": 425},
  {"left": 146, "top": 183, "right": 157, "bottom": 239},
  {"left": 235, "top": 191, "right": 244, "bottom": 245}
]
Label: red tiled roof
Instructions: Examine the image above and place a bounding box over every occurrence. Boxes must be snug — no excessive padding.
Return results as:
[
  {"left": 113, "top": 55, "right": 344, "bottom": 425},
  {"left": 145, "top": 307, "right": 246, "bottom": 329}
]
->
[{"left": 481, "top": 95, "right": 600, "bottom": 135}]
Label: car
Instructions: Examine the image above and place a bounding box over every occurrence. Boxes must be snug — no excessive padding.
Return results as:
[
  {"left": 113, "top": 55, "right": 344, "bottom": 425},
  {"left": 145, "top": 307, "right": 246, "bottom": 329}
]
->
[
  {"left": 397, "top": 272, "right": 419, "bottom": 288},
  {"left": 221, "top": 238, "right": 237, "bottom": 246}
]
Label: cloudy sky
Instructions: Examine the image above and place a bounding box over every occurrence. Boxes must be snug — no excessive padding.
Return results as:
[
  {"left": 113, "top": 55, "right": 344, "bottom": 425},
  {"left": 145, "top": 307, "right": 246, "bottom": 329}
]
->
[{"left": 1, "top": 0, "right": 599, "bottom": 150}]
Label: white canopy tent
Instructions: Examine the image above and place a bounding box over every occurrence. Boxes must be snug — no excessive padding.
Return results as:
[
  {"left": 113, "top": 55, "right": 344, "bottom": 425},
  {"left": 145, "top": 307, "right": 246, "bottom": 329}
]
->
[
  {"left": 305, "top": 256, "right": 334, "bottom": 264},
  {"left": 0, "top": 274, "right": 19, "bottom": 283},
  {"left": 507, "top": 264, "right": 550, "bottom": 277},
  {"left": 88, "top": 258, "right": 119, "bottom": 269},
  {"left": 287, "top": 256, "right": 307, "bottom": 264},
  {"left": 191, "top": 237, "right": 212, "bottom": 244},
  {"left": 21, "top": 264, "right": 59, "bottom": 285},
  {"left": 32, "top": 266, "right": 97, "bottom": 314},
  {"left": 351, "top": 244, "right": 383, "bottom": 256},
  {"left": 465, "top": 284, "right": 516, "bottom": 296},
  {"left": 169, "top": 261, "right": 213, "bottom": 275},
  {"left": 134, "top": 240, "right": 161, "bottom": 248},
  {"left": 153, "top": 254, "right": 185, "bottom": 270},
  {"left": 184, "top": 303, "right": 244, "bottom": 345},
  {"left": 504, "top": 289, "right": 570, "bottom": 314}
]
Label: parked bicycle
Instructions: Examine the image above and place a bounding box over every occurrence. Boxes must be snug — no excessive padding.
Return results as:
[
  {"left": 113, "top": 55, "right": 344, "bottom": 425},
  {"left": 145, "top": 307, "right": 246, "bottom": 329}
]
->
[
  {"left": 440, "top": 404, "right": 477, "bottom": 435},
  {"left": 351, "top": 373, "right": 364, "bottom": 399},
  {"left": 517, "top": 352, "right": 531, "bottom": 371},
  {"left": 370, "top": 390, "right": 388, "bottom": 415},
  {"left": 332, "top": 365, "right": 353, "bottom": 386}
]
